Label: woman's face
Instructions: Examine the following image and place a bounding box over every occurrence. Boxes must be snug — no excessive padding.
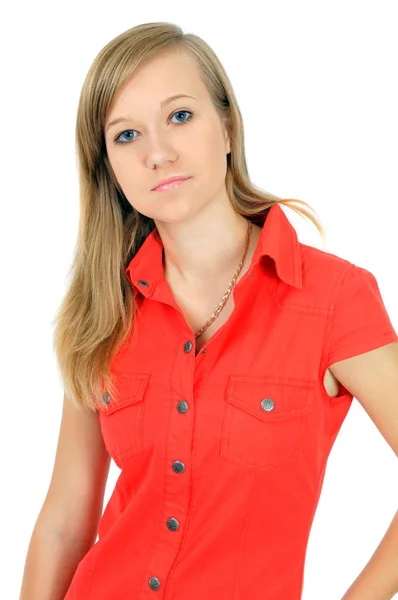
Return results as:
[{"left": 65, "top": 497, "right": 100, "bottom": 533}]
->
[{"left": 104, "top": 50, "right": 231, "bottom": 225}]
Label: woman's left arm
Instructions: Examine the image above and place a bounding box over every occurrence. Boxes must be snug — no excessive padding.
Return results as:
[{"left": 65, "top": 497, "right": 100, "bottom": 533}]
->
[
  {"left": 329, "top": 341, "right": 398, "bottom": 600},
  {"left": 340, "top": 509, "right": 398, "bottom": 600}
]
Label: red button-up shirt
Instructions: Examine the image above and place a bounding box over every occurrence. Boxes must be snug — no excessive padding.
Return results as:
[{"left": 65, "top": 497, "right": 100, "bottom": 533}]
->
[{"left": 64, "top": 202, "right": 398, "bottom": 599}]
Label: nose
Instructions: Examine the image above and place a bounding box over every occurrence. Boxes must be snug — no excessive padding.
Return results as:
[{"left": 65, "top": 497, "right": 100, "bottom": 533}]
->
[{"left": 145, "top": 135, "right": 178, "bottom": 170}]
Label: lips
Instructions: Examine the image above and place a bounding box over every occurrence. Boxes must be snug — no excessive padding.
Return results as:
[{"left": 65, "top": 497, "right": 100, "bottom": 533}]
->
[{"left": 152, "top": 176, "right": 190, "bottom": 191}]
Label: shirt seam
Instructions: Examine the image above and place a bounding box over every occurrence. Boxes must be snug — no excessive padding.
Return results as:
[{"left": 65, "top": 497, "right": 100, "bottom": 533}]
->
[{"left": 321, "top": 262, "right": 355, "bottom": 372}]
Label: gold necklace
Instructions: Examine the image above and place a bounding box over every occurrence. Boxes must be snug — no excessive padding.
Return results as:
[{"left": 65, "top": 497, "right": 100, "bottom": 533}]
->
[{"left": 194, "top": 219, "right": 252, "bottom": 339}]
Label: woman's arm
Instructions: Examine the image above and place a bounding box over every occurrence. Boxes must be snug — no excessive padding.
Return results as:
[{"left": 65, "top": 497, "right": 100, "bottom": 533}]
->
[
  {"left": 340, "top": 509, "right": 398, "bottom": 600},
  {"left": 19, "top": 393, "right": 111, "bottom": 600}
]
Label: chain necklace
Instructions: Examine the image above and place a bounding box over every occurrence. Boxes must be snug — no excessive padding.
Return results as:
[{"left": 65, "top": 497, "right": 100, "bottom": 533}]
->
[{"left": 194, "top": 219, "right": 252, "bottom": 339}]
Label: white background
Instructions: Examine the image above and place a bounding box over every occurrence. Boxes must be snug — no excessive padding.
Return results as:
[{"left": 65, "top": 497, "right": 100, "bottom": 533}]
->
[{"left": 2, "top": 2, "right": 397, "bottom": 598}]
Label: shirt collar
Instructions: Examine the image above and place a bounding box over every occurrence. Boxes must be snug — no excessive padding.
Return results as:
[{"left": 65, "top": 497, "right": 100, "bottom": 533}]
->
[{"left": 125, "top": 202, "right": 302, "bottom": 292}]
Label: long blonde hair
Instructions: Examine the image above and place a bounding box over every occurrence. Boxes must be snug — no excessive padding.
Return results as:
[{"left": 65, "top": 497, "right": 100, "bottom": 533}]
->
[{"left": 52, "top": 22, "right": 327, "bottom": 412}]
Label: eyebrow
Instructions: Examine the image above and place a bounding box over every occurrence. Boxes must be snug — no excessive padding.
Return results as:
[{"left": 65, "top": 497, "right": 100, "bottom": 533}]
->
[{"left": 105, "top": 94, "right": 197, "bottom": 133}]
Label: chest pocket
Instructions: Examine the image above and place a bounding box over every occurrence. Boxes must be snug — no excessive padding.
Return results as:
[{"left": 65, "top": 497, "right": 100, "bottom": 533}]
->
[
  {"left": 220, "top": 375, "right": 315, "bottom": 474},
  {"left": 97, "top": 372, "right": 151, "bottom": 464}
]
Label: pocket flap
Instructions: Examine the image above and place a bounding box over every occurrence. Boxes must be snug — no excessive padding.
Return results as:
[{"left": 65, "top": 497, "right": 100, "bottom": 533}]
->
[
  {"left": 98, "top": 372, "right": 150, "bottom": 415},
  {"left": 226, "top": 375, "right": 314, "bottom": 422}
]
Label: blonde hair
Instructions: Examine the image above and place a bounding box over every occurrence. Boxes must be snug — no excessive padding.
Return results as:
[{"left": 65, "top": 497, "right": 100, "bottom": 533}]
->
[{"left": 52, "top": 22, "right": 327, "bottom": 412}]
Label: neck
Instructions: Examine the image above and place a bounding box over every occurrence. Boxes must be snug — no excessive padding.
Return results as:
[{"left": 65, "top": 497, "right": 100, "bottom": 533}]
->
[{"left": 156, "top": 190, "right": 257, "bottom": 289}]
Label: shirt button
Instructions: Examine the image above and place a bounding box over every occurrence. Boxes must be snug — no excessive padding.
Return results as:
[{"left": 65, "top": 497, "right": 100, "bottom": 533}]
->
[
  {"left": 184, "top": 340, "right": 193, "bottom": 353},
  {"left": 261, "top": 398, "right": 275, "bottom": 412},
  {"left": 148, "top": 576, "right": 160, "bottom": 590},
  {"left": 167, "top": 517, "right": 179, "bottom": 531},
  {"left": 102, "top": 392, "right": 111, "bottom": 405},
  {"left": 138, "top": 279, "right": 149, "bottom": 287},
  {"left": 172, "top": 460, "right": 185, "bottom": 473},
  {"left": 177, "top": 400, "right": 189, "bottom": 413}
]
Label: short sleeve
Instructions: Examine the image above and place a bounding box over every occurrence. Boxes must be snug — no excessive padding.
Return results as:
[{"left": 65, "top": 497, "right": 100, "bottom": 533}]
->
[{"left": 326, "top": 264, "right": 398, "bottom": 366}]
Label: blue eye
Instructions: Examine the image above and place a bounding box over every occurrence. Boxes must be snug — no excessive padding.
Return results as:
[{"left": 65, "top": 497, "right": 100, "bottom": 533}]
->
[{"left": 113, "top": 110, "right": 194, "bottom": 145}]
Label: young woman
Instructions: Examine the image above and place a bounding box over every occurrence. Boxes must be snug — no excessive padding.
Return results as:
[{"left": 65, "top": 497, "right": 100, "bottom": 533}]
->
[{"left": 19, "top": 21, "right": 398, "bottom": 600}]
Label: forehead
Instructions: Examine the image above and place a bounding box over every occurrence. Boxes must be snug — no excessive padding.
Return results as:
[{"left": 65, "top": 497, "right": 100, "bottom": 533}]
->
[{"left": 108, "top": 51, "right": 208, "bottom": 115}]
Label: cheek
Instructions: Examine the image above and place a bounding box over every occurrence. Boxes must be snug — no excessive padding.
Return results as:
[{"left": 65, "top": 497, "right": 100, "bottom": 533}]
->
[
  {"left": 202, "top": 129, "right": 229, "bottom": 182},
  {"left": 194, "top": 126, "right": 227, "bottom": 171},
  {"left": 108, "top": 151, "right": 142, "bottom": 194},
  {"left": 109, "top": 152, "right": 133, "bottom": 180}
]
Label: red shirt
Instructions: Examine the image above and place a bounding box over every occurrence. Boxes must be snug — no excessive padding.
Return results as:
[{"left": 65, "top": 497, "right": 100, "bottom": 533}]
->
[{"left": 64, "top": 202, "right": 398, "bottom": 599}]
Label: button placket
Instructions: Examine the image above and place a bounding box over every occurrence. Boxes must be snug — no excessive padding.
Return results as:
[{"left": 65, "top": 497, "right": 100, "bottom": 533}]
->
[{"left": 146, "top": 340, "right": 196, "bottom": 591}]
